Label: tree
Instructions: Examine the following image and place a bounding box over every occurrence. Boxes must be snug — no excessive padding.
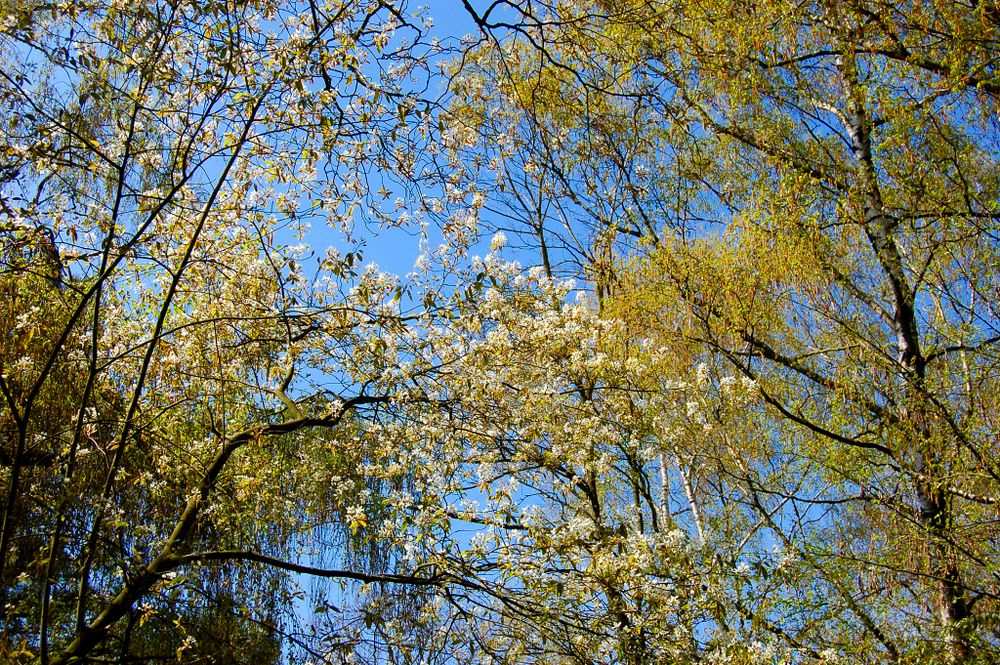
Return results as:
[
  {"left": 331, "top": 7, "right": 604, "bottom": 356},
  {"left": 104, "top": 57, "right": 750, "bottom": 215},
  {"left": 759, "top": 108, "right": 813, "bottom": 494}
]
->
[
  {"left": 7, "top": 0, "right": 1000, "bottom": 662},
  {"left": 441, "top": 0, "right": 1000, "bottom": 662},
  {"left": 0, "top": 0, "right": 451, "bottom": 662}
]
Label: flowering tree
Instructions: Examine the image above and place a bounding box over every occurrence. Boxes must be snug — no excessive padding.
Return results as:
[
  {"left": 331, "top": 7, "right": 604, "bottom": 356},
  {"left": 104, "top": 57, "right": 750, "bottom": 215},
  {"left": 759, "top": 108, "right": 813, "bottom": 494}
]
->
[
  {"left": 441, "top": 0, "right": 1000, "bottom": 662},
  {"left": 0, "top": 0, "right": 453, "bottom": 661},
  {"left": 5, "top": 0, "right": 1000, "bottom": 663},
  {"left": 365, "top": 256, "right": 772, "bottom": 663}
]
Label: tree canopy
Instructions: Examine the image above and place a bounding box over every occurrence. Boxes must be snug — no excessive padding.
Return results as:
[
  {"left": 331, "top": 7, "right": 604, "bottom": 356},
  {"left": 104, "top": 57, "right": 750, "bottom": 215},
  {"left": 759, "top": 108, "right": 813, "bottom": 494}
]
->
[{"left": 2, "top": 0, "right": 999, "bottom": 663}]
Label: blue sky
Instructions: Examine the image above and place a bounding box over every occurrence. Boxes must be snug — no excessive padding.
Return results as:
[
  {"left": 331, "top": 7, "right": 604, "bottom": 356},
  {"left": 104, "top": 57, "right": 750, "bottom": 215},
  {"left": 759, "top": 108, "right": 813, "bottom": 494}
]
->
[{"left": 337, "top": 2, "right": 482, "bottom": 278}]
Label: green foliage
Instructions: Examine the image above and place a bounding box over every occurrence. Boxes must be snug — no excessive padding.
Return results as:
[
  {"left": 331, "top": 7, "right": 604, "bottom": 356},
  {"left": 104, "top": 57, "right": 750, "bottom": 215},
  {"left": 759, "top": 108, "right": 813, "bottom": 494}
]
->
[
  {"left": 0, "top": 0, "right": 443, "bottom": 662},
  {"left": 441, "top": 0, "right": 1000, "bottom": 662},
  {"left": 4, "top": 0, "right": 1000, "bottom": 663}
]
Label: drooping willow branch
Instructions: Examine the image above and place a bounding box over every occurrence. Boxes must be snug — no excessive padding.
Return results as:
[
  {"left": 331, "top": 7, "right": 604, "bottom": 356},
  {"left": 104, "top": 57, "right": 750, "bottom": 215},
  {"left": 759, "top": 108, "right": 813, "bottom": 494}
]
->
[{"left": 49, "top": 393, "right": 392, "bottom": 665}]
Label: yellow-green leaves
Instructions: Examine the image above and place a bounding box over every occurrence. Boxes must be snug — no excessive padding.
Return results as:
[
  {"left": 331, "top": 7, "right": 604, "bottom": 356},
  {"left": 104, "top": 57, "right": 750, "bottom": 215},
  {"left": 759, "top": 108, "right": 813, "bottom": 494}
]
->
[{"left": 451, "top": 0, "right": 1000, "bottom": 661}]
